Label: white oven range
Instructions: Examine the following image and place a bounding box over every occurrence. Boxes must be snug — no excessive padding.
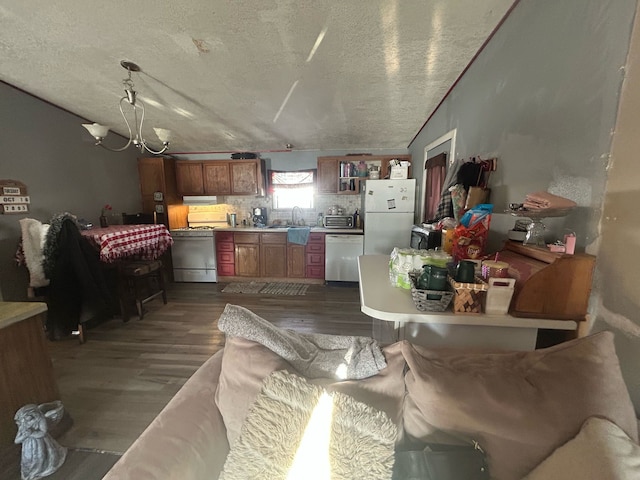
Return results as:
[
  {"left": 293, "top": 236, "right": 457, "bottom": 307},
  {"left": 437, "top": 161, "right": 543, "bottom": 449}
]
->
[{"left": 170, "top": 227, "right": 217, "bottom": 282}]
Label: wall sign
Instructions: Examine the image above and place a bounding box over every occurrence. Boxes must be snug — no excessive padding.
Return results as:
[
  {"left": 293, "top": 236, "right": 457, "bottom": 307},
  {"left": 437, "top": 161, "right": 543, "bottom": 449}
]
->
[
  {"left": 2, "top": 204, "right": 29, "bottom": 213},
  {"left": 0, "top": 179, "right": 30, "bottom": 214}
]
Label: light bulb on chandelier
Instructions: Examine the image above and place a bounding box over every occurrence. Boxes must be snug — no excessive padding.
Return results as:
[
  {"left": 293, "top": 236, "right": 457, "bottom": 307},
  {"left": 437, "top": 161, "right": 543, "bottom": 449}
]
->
[{"left": 82, "top": 61, "right": 171, "bottom": 155}]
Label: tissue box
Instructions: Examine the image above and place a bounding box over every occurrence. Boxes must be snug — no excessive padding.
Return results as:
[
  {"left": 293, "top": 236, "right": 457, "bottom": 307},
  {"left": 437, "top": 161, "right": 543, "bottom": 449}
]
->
[{"left": 390, "top": 165, "right": 409, "bottom": 179}]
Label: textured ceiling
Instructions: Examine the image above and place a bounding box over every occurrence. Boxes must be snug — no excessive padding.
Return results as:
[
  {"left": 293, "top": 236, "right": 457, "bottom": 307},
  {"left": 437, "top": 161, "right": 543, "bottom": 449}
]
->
[{"left": 0, "top": 1, "right": 515, "bottom": 153}]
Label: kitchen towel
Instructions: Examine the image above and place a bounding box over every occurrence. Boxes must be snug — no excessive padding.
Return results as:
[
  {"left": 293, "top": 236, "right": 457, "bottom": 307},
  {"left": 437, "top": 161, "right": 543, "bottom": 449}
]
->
[
  {"left": 523, "top": 191, "right": 577, "bottom": 210},
  {"left": 287, "top": 226, "right": 311, "bottom": 245}
]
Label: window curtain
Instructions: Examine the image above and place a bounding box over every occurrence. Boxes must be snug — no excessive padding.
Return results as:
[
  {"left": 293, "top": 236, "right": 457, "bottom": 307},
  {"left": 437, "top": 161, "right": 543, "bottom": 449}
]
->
[
  {"left": 424, "top": 153, "right": 447, "bottom": 221},
  {"left": 268, "top": 169, "right": 316, "bottom": 192}
]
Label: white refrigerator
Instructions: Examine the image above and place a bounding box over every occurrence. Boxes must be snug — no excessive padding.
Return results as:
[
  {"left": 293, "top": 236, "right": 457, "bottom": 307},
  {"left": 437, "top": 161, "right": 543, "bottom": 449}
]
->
[{"left": 361, "top": 179, "right": 416, "bottom": 255}]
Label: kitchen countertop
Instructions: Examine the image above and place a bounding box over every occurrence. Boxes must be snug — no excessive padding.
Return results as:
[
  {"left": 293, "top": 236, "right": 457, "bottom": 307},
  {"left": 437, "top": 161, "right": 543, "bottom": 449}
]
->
[
  {"left": 0, "top": 301, "right": 48, "bottom": 330},
  {"left": 358, "top": 254, "right": 577, "bottom": 351},
  {"left": 215, "top": 226, "right": 363, "bottom": 234}
]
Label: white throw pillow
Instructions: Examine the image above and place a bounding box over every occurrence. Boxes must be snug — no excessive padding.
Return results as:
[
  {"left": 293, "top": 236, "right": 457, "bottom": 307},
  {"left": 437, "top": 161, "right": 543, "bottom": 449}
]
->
[
  {"left": 219, "top": 370, "right": 397, "bottom": 480},
  {"left": 522, "top": 416, "right": 640, "bottom": 480}
]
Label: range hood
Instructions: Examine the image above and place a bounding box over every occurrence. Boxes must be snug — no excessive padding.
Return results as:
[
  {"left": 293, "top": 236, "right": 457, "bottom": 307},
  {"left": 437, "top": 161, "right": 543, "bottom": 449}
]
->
[{"left": 182, "top": 196, "right": 218, "bottom": 205}]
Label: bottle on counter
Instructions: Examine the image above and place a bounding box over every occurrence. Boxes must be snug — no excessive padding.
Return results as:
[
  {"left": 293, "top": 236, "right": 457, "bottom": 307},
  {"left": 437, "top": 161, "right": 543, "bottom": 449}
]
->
[
  {"left": 317, "top": 213, "right": 324, "bottom": 227},
  {"left": 353, "top": 209, "right": 361, "bottom": 229}
]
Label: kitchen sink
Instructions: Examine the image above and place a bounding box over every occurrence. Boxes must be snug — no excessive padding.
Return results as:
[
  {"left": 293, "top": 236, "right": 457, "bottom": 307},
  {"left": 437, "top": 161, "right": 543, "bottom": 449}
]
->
[{"left": 266, "top": 223, "right": 308, "bottom": 228}]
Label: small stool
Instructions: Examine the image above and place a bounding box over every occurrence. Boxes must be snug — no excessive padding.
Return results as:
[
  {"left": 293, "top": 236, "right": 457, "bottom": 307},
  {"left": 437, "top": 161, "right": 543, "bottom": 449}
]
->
[{"left": 118, "top": 259, "right": 167, "bottom": 321}]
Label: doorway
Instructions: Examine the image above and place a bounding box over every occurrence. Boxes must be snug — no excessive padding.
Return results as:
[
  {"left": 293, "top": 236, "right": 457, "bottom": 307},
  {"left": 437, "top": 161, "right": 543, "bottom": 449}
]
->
[{"left": 420, "top": 129, "right": 457, "bottom": 223}]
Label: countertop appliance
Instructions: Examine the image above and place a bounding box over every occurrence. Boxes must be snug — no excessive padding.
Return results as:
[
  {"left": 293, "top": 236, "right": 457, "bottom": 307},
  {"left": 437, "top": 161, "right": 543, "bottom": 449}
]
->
[
  {"left": 361, "top": 179, "right": 416, "bottom": 255},
  {"left": 325, "top": 234, "right": 364, "bottom": 282},
  {"left": 410, "top": 224, "right": 442, "bottom": 250},
  {"left": 323, "top": 215, "right": 354, "bottom": 228},
  {"left": 170, "top": 204, "right": 234, "bottom": 282},
  {"left": 252, "top": 207, "right": 267, "bottom": 227}
]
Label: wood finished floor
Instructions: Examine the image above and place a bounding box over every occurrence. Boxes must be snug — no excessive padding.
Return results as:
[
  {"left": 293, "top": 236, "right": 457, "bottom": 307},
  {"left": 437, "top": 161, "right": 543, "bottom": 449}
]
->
[{"left": 44, "top": 281, "right": 371, "bottom": 456}]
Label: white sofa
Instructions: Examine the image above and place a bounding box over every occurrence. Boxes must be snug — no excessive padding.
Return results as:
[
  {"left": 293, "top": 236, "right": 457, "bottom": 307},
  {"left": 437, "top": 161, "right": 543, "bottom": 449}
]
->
[{"left": 103, "top": 310, "right": 639, "bottom": 480}]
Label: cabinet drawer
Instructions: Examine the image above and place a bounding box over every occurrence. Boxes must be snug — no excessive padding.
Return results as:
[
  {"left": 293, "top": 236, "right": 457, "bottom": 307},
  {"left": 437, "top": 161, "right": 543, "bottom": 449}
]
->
[
  {"left": 217, "top": 251, "right": 235, "bottom": 264},
  {"left": 306, "top": 253, "right": 325, "bottom": 266},
  {"left": 306, "top": 265, "right": 324, "bottom": 279},
  {"left": 260, "top": 232, "right": 287, "bottom": 244},
  {"left": 234, "top": 232, "right": 260, "bottom": 244},
  {"left": 308, "top": 232, "right": 325, "bottom": 243},
  {"left": 218, "top": 263, "right": 235, "bottom": 276},
  {"left": 216, "top": 242, "right": 234, "bottom": 253},
  {"left": 306, "top": 242, "right": 325, "bottom": 254},
  {"left": 216, "top": 231, "right": 235, "bottom": 243}
]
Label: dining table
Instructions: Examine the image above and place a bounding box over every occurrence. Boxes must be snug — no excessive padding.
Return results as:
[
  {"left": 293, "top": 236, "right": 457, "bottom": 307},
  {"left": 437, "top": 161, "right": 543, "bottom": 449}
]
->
[{"left": 81, "top": 224, "right": 174, "bottom": 263}]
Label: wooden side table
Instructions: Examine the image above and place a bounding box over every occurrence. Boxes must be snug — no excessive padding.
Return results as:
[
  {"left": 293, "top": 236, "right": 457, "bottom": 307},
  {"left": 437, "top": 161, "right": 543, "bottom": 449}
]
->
[{"left": 0, "top": 302, "right": 60, "bottom": 447}]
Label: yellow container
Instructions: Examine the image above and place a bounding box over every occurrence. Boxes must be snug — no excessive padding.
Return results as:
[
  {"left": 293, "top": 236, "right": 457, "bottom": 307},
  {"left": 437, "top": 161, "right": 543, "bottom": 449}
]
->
[{"left": 442, "top": 229, "right": 455, "bottom": 254}]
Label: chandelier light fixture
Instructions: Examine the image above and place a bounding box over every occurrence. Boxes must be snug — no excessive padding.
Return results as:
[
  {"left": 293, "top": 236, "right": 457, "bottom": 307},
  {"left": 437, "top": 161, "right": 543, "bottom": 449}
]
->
[{"left": 82, "top": 61, "right": 171, "bottom": 155}]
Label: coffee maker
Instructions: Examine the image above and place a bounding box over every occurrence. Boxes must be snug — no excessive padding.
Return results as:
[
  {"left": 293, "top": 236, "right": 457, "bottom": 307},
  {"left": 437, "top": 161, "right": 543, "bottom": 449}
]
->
[{"left": 252, "top": 207, "right": 268, "bottom": 227}]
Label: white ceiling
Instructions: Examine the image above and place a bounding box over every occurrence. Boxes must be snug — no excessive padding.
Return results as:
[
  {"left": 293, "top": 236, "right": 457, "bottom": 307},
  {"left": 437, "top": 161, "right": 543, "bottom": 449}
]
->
[{"left": 1, "top": 1, "right": 515, "bottom": 154}]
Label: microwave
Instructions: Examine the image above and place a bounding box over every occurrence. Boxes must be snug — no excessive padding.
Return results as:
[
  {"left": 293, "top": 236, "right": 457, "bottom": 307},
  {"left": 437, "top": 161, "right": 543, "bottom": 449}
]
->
[{"left": 323, "top": 215, "right": 354, "bottom": 228}]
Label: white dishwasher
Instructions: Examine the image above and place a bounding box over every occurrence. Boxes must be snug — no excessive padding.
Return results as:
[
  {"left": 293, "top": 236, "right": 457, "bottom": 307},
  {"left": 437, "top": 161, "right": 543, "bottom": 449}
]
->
[{"left": 325, "top": 234, "right": 364, "bottom": 282}]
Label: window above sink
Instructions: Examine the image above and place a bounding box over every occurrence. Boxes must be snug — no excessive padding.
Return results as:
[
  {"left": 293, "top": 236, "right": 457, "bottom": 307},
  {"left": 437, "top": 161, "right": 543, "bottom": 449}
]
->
[{"left": 269, "top": 169, "right": 315, "bottom": 209}]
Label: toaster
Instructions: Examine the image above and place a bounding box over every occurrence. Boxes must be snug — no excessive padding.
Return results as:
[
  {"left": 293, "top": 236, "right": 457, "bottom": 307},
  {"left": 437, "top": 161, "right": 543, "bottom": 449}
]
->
[{"left": 323, "top": 215, "right": 354, "bottom": 228}]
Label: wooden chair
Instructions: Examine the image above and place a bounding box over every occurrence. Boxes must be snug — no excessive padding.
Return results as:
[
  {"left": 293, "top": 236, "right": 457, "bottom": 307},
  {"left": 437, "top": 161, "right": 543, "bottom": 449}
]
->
[{"left": 117, "top": 259, "right": 167, "bottom": 321}]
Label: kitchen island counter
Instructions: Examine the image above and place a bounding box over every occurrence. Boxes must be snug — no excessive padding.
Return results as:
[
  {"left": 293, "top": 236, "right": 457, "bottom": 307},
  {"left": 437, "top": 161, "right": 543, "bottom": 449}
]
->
[{"left": 357, "top": 254, "right": 579, "bottom": 350}]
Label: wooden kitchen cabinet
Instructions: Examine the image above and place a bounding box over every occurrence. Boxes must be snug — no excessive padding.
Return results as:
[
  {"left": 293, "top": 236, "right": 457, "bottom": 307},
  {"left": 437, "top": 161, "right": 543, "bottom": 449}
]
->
[
  {"left": 231, "top": 161, "right": 264, "bottom": 195},
  {"left": 305, "top": 232, "right": 325, "bottom": 279},
  {"left": 137, "top": 157, "right": 187, "bottom": 229},
  {"left": 176, "top": 159, "right": 266, "bottom": 196},
  {"left": 235, "top": 232, "right": 261, "bottom": 277},
  {"left": 216, "top": 231, "right": 235, "bottom": 276},
  {"left": 287, "top": 244, "right": 306, "bottom": 278},
  {"left": 317, "top": 157, "right": 340, "bottom": 194},
  {"left": 175, "top": 161, "right": 205, "bottom": 195},
  {"left": 316, "top": 155, "right": 412, "bottom": 195},
  {"left": 260, "top": 232, "right": 287, "bottom": 277},
  {"left": 204, "top": 163, "right": 231, "bottom": 195},
  {"left": 231, "top": 230, "right": 324, "bottom": 279}
]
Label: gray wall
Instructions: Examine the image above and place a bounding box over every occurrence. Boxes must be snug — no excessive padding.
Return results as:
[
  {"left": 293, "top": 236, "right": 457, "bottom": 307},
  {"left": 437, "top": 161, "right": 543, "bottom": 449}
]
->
[
  {"left": 594, "top": 2, "right": 640, "bottom": 412},
  {"left": 408, "top": 0, "right": 640, "bottom": 411},
  {"left": 410, "top": 0, "right": 636, "bottom": 251},
  {"left": 0, "top": 82, "right": 141, "bottom": 301}
]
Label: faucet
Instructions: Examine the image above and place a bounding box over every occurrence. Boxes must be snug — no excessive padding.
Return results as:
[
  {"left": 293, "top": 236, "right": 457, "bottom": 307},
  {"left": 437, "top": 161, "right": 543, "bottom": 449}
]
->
[{"left": 291, "top": 206, "right": 303, "bottom": 226}]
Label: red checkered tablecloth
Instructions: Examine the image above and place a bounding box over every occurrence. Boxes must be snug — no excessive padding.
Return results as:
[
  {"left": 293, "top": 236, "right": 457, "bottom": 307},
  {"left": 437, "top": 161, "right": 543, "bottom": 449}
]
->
[{"left": 81, "top": 224, "right": 174, "bottom": 263}]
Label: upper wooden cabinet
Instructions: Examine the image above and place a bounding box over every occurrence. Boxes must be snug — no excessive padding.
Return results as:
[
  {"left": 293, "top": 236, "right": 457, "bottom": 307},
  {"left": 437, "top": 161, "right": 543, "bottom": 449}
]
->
[
  {"left": 175, "top": 161, "right": 205, "bottom": 195},
  {"left": 175, "top": 159, "right": 265, "bottom": 196},
  {"left": 231, "top": 161, "right": 262, "bottom": 195},
  {"left": 137, "top": 157, "right": 187, "bottom": 229},
  {"left": 203, "top": 163, "right": 231, "bottom": 195},
  {"left": 317, "top": 157, "right": 340, "bottom": 194},
  {"left": 316, "top": 154, "right": 412, "bottom": 195}
]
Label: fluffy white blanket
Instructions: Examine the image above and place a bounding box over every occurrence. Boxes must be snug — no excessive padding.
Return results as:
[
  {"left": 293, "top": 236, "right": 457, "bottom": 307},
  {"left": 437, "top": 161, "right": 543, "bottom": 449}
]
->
[
  {"left": 219, "top": 370, "right": 397, "bottom": 480},
  {"left": 218, "top": 304, "right": 387, "bottom": 380},
  {"left": 19, "top": 218, "right": 50, "bottom": 288}
]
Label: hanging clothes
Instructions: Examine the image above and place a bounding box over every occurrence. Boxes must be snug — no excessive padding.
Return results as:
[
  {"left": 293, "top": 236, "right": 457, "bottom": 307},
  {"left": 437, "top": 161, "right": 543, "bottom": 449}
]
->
[
  {"left": 432, "top": 158, "right": 463, "bottom": 221},
  {"left": 424, "top": 152, "right": 447, "bottom": 221}
]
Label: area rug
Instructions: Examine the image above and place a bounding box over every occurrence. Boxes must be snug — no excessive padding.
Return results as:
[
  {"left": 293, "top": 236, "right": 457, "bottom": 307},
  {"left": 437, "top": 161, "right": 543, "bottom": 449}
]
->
[
  {"left": 222, "top": 282, "right": 309, "bottom": 295},
  {"left": 221, "top": 282, "right": 266, "bottom": 294}
]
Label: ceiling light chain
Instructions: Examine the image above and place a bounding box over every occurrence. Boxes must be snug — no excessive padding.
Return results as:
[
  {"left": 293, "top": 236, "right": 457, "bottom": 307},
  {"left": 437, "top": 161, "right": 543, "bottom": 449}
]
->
[{"left": 82, "top": 60, "right": 171, "bottom": 155}]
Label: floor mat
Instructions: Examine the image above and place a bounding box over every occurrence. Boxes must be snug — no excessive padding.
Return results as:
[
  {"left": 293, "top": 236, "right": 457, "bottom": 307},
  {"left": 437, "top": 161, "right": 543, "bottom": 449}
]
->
[
  {"left": 222, "top": 282, "right": 310, "bottom": 295},
  {"left": 221, "top": 282, "right": 266, "bottom": 294}
]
